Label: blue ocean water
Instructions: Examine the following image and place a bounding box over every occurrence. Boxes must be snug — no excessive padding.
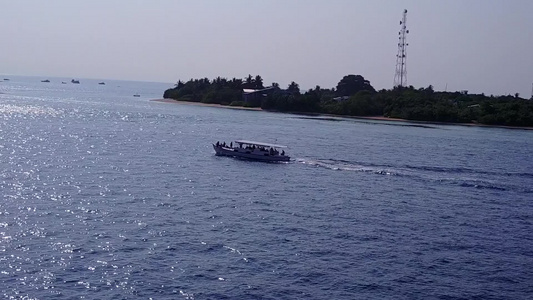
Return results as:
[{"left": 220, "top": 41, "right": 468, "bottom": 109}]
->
[{"left": 0, "top": 76, "right": 532, "bottom": 299}]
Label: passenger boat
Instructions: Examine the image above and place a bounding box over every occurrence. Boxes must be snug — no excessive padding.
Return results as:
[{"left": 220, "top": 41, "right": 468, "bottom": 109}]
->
[{"left": 213, "top": 140, "right": 290, "bottom": 162}]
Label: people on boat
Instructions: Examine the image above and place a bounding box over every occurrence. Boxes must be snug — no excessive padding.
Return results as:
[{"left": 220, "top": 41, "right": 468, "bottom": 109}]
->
[{"left": 214, "top": 140, "right": 289, "bottom": 161}]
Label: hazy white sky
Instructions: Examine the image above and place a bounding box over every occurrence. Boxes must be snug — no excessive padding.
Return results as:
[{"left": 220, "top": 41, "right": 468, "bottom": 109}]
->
[{"left": 2, "top": 0, "right": 532, "bottom": 96}]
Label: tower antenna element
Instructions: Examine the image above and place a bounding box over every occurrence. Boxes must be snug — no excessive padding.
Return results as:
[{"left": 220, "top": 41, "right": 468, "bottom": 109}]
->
[{"left": 394, "top": 9, "right": 409, "bottom": 88}]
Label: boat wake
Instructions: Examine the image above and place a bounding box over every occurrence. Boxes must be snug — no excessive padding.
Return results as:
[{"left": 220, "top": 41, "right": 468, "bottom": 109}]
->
[
  {"left": 297, "top": 158, "right": 533, "bottom": 193},
  {"left": 297, "top": 158, "right": 397, "bottom": 174}
]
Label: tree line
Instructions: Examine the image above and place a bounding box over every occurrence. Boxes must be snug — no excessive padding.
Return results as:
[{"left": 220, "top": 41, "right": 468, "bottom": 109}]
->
[{"left": 163, "top": 74, "right": 533, "bottom": 127}]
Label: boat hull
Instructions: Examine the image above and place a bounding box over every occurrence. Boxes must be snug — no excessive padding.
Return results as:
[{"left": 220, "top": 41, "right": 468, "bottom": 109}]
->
[{"left": 213, "top": 145, "right": 290, "bottom": 162}]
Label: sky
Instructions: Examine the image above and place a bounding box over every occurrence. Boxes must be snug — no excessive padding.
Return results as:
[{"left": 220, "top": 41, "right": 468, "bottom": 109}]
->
[{"left": 2, "top": 0, "right": 532, "bottom": 97}]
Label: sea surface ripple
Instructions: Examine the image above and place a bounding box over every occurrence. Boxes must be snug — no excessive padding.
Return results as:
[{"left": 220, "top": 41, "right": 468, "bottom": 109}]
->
[{"left": 0, "top": 77, "right": 532, "bottom": 299}]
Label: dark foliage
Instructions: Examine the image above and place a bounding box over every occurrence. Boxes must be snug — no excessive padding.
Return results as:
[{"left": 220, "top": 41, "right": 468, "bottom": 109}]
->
[
  {"left": 163, "top": 77, "right": 244, "bottom": 105},
  {"left": 336, "top": 74, "right": 376, "bottom": 96},
  {"left": 163, "top": 75, "right": 533, "bottom": 127},
  {"left": 381, "top": 86, "right": 533, "bottom": 126}
]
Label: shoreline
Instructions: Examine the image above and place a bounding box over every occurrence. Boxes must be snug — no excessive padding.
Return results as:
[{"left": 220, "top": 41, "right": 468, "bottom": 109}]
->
[
  {"left": 150, "top": 98, "right": 261, "bottom": 111},
  {"left": 150, "top": 98, "right": 533, "bottom": 131}
]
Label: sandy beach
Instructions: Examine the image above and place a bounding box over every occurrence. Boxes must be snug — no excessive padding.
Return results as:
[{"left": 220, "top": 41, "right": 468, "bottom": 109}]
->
[
  {"left": 150, "top": 98, "right": 262, "bottom": 111},
  {"left": 150, "top": 98, "right": 532, "bottom": 130}
]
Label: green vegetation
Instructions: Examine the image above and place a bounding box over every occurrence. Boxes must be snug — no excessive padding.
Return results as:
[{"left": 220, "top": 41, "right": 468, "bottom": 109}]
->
[{"left": 163, "top": 74, "right": 533, "bottom": 127}]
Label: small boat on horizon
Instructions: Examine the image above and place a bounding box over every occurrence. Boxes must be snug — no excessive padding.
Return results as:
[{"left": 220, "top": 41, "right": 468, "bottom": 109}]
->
[
  {"left": 98, "top": 82, "right": 105, "bottom": 85},
  {"left": 133, "top": 94, "right": 140, "bottom": 97},
  {"left": 213, "top": 140, "right": 290, "bottom": 162},
  {"left": 41, "top": 79, "right": 50, "bottom": 83},
  {"left": 71, "top": 79, "right": 80, "bottom": 84}
]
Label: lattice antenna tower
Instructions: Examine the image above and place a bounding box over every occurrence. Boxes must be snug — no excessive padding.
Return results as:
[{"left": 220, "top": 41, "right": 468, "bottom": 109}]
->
[{"left": 394, "top": 9, "right": 409, "bottom": 88}]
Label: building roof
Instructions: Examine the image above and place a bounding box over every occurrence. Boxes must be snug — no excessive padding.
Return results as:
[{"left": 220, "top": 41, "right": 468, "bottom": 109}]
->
[{"left": 242, "top": 86, "right": 276, "bottom": 94}]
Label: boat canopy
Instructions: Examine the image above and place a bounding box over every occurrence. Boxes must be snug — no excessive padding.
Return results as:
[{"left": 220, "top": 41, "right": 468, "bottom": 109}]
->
[{"left": 234, "top": 140, "right": 287, "bottom": 148}]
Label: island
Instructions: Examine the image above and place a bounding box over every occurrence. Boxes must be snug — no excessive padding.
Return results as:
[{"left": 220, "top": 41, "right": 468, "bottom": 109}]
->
[{"left": 163, "top": 74, "right": 533, "bottom": 128}]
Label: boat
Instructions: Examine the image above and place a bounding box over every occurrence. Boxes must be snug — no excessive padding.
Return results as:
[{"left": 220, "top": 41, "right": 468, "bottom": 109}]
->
[
  {"left": 133, "top": 94, "right": 140, "bottom": 97},
  {"left": 41, "top": 79, "right": 50, "bottom": 83},
  {"left": 98, "top": 82, "right": 105, "bottom": 85},
  {"left": 71, "top": 79, "right": 80, "bottom": 84},
  {"left": 213, "top": 140, "right": 290, "bottom": 162}
]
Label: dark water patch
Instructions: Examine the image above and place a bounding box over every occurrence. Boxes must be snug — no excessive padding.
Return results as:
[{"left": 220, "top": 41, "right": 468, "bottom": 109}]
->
[
  {"left": 292, "top": 115, "right": 440, "bottom": 129},
  {"left": 404, "top": 163, "right": 533, "bottom": 179},
  {"left": 293, "top": 116, "right": 344, "bottom": 122},
  {"left": 458, "top": 181, "right": 506, "bottom": 191}
]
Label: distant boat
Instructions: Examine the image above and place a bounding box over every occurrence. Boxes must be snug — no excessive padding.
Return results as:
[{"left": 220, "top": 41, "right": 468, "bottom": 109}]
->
[
  {"left": 3, "top": 78, "right": 9, "bottom": 81},
  {"left": 71, "top": 79, "right": 80, "bottom": 84},
  {"left": 98, "top": 82, "right": 105, "bottom": 85},
  {"left": 133, "top": 94, "right": 140, "bottom": 97},
  {"left": 41, "top": 79, "right": 50, "bottom": 83},
  {"left": 61, "top": 82, "right": 67, "bottom": 84}
]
